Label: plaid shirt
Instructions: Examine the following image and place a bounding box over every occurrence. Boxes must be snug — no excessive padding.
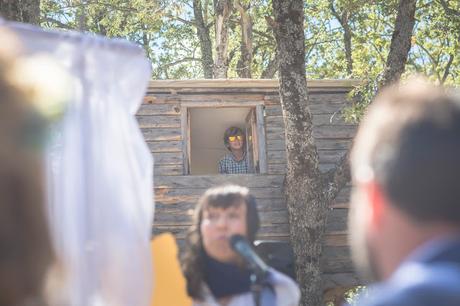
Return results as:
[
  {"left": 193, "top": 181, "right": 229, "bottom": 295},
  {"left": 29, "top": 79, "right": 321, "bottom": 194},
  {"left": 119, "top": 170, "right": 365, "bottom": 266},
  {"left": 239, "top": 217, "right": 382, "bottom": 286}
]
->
[{"left": 218, "top": 152, "right": 251, "bottom": 174}]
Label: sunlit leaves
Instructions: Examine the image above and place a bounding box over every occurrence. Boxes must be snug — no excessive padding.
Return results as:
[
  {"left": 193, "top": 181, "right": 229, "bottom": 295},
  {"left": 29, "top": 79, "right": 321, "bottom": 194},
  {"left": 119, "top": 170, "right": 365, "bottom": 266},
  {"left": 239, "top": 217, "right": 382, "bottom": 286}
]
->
[{"left": 41, "top": 0, "right": 459, "bottom": 96}]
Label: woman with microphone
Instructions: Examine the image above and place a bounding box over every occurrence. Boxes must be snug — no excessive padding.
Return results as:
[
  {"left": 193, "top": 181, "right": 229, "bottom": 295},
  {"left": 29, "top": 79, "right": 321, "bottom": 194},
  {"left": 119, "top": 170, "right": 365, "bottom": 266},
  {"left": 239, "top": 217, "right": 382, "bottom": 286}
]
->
[{"left": 181, "top": 185, "right": 300, "bottom": 306}]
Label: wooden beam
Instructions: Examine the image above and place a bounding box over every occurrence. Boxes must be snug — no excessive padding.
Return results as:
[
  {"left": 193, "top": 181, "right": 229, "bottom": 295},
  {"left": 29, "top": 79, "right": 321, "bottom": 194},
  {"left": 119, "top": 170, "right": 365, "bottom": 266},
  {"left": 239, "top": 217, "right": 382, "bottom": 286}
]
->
[
  {"left": 180, "top": 101, "right": 263, "bottom": 108},
  {"left": 148, "top": 79, "right": 362, "bottom": 90},
  {"left": 181, "top": 106, "right": 189, "bottom": 175},
  {"left": 256, "top": 105, "right": 268, "bottom": 174}
]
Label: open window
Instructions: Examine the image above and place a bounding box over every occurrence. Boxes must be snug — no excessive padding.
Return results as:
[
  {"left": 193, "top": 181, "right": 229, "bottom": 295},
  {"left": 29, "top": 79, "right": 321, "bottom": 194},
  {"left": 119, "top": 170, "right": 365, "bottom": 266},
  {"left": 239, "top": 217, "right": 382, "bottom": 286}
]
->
[{"left": 182, "top": 106, "right": 266, "bottom": 175}]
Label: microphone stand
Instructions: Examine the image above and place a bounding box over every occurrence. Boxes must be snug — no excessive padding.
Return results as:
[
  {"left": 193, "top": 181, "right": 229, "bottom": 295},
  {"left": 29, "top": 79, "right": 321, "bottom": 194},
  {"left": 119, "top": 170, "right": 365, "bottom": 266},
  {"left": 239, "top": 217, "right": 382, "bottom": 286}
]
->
[{"left": 249, "top": 270, "right": 269, "bottom": 306}]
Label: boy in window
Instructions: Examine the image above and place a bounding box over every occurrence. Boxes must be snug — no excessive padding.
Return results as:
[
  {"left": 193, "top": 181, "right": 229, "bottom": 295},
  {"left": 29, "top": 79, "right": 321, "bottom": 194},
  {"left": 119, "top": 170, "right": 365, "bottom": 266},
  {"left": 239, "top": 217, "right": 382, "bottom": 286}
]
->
[{"left": 218, "top": 127, "right": 250, "bottom": 174}]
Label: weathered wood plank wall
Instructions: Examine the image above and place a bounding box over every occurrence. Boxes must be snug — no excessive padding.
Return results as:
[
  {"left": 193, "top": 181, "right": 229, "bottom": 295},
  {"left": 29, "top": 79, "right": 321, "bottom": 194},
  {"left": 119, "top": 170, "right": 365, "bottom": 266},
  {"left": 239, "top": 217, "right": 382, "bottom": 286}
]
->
[{"left": 136, "top": 80, "right": 360, "bottom": 291}]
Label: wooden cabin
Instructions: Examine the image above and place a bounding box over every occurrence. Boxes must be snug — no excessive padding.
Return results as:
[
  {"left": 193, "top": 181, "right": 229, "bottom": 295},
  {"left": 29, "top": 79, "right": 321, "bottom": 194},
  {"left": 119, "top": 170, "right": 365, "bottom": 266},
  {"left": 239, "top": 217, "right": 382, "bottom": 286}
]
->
[{"left": 137, "top": 79, "right": 361, "bottom": 299}]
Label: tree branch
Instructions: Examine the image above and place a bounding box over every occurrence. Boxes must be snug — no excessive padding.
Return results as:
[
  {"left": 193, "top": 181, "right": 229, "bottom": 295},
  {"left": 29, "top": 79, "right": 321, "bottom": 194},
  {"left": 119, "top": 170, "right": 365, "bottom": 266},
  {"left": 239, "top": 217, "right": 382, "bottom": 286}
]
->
[
  {"left": 42, "top": 17, "right": 73, "bottom": 30},
  {"left": 165, "top": 14, "right": 196, "bottom": 26},
  {"left": 158, "top": 57, "right": 202, "bottom": 70},
  {"left": 253, "top": 29, "right": 274, "bottom": 41},
  {"left": 441, "top": 53, "right": 454, "bottom": 84},
  {"left": 381, "top": 0, "right": 417, "bottom": 87},
  {"left": 438, "top": 0, "right": 460, "bottom": 18},
  {"left": 322, "top": 151, "right": 351, "bottom": 204}
]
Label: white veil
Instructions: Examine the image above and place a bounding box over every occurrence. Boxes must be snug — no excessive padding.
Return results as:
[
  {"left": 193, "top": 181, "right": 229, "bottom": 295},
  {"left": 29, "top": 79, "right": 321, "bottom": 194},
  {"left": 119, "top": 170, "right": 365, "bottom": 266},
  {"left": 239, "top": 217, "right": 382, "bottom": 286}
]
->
[{"left": 3, "top": 21, "right": 154, "bottom": 306}]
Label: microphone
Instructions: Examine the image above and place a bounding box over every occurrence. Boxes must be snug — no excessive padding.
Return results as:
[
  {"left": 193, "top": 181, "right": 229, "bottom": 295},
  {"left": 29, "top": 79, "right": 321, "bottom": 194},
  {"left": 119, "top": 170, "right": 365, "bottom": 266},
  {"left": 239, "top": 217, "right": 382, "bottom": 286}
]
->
[{"left": 230, "top": 234, "right": 270, "bottom": 278}]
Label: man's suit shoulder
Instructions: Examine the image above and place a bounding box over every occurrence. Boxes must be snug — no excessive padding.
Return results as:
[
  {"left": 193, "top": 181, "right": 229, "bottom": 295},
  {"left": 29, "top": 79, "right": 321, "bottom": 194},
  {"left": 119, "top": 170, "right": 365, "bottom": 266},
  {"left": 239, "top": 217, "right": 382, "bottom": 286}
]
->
[{"left": 357, "top": 261, "right": 460, "bottom": 306}]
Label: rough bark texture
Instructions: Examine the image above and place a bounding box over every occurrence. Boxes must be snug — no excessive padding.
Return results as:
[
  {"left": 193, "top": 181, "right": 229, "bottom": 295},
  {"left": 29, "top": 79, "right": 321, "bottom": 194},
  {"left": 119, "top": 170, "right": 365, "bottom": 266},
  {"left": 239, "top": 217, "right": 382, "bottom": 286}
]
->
[
  {"left": 213, "top": 0, "right": 232, "bottom": 78},
  {"left": 0, "top": 0, "right": 40, "bottom": 25},
  {"left": 193, "top": 0, "right": 214, "bottom": 78},
  {"left": 261, "top": 53, "right": 279, "bottom": 79},
  {"left": 272, "top": 1, "right": 328, "bottom": 305},
  {"left": 235, "top": 1, "right": 253, "bottom": 78},
  {"left": 381, "top": 0, "right": 417, "bottom": 87},
  {"left": 329, "top": 1, "right": 353, "bottom": 75},
  {"left": 76, "top": 0, "right": 88, "bottom": 31},
  {"left": 323, "top": 151, "right": 351, "bottom": 204}
]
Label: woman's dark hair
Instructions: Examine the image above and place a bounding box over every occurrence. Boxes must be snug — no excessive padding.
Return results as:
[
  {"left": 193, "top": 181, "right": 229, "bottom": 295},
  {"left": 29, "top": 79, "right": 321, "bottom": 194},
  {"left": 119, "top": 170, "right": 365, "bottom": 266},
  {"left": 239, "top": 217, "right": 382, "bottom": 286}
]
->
[
  {"left": 181, "top": 185, "right": 260, "bottom": 300},
  {"left": 223, "top": 126, "right": 245, "bottom": 151}
]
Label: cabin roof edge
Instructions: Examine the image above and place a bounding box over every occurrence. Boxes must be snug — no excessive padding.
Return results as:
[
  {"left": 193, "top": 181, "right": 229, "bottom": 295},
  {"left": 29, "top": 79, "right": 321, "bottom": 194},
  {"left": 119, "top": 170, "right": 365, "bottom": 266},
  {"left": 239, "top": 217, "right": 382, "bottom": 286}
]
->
[{"left": 148, "top": 79, "right": 361, "bottom": 90}]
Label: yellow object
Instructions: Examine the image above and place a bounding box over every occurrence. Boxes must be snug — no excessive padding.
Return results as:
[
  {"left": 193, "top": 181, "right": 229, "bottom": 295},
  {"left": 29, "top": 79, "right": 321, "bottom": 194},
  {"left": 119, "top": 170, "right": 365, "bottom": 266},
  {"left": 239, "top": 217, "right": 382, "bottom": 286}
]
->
[{"left": 151, "top": 233, "right": 192, "bottom": 306}]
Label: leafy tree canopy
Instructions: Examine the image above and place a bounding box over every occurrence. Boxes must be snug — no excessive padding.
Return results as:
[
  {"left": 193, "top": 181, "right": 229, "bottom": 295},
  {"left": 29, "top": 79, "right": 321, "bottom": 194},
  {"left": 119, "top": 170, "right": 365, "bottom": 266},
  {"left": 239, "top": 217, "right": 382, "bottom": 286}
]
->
[{"left": 41, "top": 0, "right": 460, "bottom": 120}]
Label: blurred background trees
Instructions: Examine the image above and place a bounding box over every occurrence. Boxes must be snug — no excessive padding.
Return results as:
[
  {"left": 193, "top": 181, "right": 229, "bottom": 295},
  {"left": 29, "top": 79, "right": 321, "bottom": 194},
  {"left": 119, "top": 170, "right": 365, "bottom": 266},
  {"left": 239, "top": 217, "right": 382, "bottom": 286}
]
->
[
  {"left": 15, "top": 0, "right": 454, "bottom": 119},
  {"left": 27, "top": 1, "right": 456, "bottom": 84}
]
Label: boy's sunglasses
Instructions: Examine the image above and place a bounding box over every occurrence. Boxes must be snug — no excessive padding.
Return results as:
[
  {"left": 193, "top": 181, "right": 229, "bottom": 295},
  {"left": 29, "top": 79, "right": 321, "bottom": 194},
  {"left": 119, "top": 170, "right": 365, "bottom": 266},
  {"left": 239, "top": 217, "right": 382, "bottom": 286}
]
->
[{"left": 228, "top": 135, "right": 243, "bottom": 142}]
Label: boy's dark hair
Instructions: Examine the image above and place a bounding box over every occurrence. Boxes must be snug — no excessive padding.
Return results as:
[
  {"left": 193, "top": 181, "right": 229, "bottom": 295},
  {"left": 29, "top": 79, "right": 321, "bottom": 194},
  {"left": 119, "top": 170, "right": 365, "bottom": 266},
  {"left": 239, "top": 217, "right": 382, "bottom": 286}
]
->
[{"left": 223, "top": 126, "right": 244, "bottom": 151}]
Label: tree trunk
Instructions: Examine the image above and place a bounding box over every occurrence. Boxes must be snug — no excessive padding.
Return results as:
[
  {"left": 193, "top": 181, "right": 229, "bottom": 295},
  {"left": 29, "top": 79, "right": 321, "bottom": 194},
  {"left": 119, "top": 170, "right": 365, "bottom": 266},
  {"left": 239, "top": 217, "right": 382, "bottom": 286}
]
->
[
  {"left": 381, "top": 0, "right": 417, "bottom": 87},
  {"left": 261, "top": 53, "right": 279, "bottom": 79},
  {"left": 193, "top": 0, "right": 214, "bottom": 78},
  {"left": 272, "top": 1, "right": 328, "bottom": 305},
  {"left": 342, "top": 17, "right": 353, "bottom": 76},
  {"left": 0, "top": 0, "right": 40, "bottom": 25},
  {"left": 235, "top": 1, "right": 252, "bottom": 78},
  {"left": 213, "top": 0, "right": 232, "bottom": 78},
  {"left": 76, "top": 0, "right": 88, "bottom": 32},
  {"left": 329, "top": 1, "right": 353, "bottom": 75}
]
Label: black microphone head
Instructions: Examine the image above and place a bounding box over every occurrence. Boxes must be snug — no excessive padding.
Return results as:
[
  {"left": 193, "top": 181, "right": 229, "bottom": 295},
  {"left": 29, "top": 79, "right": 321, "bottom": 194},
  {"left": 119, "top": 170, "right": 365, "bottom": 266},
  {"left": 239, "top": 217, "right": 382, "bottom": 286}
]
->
[
  {"left": 229, "top": 234, "right": 247, "bottom": 249},
  {"left": 229, "top": 234, "right": 270, "bottom": 277}
]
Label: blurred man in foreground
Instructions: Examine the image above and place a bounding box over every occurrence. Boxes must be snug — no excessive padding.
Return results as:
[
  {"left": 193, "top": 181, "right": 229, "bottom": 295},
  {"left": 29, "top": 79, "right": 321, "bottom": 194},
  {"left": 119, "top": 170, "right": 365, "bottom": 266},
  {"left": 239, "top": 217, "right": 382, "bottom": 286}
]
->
[{"left": 349, "top": 78, "right": 460, "bottom": 306}]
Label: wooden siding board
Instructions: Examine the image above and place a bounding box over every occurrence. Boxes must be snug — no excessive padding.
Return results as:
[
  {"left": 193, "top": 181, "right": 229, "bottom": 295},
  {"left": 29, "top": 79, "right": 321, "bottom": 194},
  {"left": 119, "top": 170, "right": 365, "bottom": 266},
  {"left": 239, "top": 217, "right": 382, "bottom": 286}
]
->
[
  {"left": 266, "top": 138, "right": 351, "bottom": 151},
  {"left": 265, "top": 104, "right": 351, "bottom": 116},
  {"left": 141, "top": 128, "right": 181, "bottom": 141},
  {"left": 322, "top": 273, "right": 361, "bottom": 290},
  {"left": 326, "top": 208, "right": 348, "bottom": 232},
  {"left": 267, "top": 149, "right": 347, "bottom": 165},
  {"left": 152, "top": 152, "right": 182, "bottom": 165},
  {"left": 146, "top": 141, "right": 182, "bottom": 153},
  {"left": 154, "top": 164, "right": 183, "bottom": 176},
  {"left": 153, "top": 205, "right": 345, "bottom": 230},
  {"left": 264, "top": 93, "right": 351, "bottom": 106},
  {"left": 335, "top": 186, "right": 352, "bottom": 203},
  {"left": 154, "top": 174, "right": 284, "bottom": 189},
  {"left": 154, "top": 210, "right": 288, "bottom": 226},
  {"left": 265, "top": 114, "right": 353, "bottom": 128},
  {"left": 155, "top": 198, "right": 286, "bottom": 212},
  {"left": 155, "top": 186, "right": 283, "bottom": 200},
  {"left": 321, "top": 246, "right": 354, "bottom": 273},
  {"left": 267, "top": 162, "right": 339, "bottom": 174},
  {"left": 137, "top": 115, "right": 181, "bottom": 128},
  {"left": 266, "top": 125, "right": 356, "bottom": 139},
  {"left": 137, "top": 104, "right": 181, "bottom": 115}
]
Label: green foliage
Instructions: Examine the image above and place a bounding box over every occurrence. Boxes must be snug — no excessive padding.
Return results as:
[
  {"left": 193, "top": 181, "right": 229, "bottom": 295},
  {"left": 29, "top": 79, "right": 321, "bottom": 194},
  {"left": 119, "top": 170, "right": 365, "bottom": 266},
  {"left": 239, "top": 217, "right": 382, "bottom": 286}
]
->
[
  {"left": 41, "top": 0, "right": 460, "bottom": 120},
  {"left": 325, "top": 286, "right": 367, "bottom": 306}
]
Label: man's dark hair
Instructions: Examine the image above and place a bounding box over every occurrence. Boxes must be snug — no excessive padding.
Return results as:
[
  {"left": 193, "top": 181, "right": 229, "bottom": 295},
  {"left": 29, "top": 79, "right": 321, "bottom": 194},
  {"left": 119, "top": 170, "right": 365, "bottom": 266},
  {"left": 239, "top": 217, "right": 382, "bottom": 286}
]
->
[{"left": 351, "top": 79, "right": 460, "bottom": 224}]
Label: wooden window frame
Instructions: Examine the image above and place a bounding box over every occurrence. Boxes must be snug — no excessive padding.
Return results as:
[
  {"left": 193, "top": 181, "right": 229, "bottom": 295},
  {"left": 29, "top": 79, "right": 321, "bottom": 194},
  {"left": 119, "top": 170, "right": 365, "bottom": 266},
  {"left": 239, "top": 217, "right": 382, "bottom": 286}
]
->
[{"left": 181, "top": 102, "right": 267, "bottom": 175}]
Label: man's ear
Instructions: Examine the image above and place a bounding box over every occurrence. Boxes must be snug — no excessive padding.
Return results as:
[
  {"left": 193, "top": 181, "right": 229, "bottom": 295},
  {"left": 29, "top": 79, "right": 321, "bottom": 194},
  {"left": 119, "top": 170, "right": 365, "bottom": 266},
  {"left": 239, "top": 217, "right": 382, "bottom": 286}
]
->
[{"left": 364, "top": 180, "right": 387, "bottom": 229}]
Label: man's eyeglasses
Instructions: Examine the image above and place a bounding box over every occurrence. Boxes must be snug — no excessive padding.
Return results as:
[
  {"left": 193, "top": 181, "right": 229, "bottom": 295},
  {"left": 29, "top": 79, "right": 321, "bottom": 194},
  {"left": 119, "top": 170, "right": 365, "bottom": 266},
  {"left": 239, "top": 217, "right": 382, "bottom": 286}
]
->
[{"left": 228, "top": 135, "right": 243, "bottom": 142}]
